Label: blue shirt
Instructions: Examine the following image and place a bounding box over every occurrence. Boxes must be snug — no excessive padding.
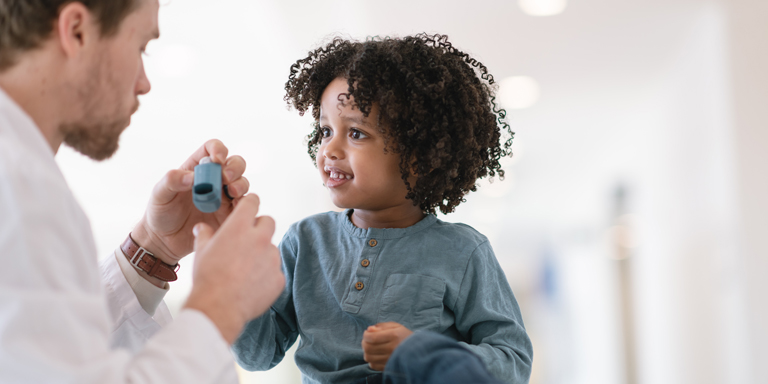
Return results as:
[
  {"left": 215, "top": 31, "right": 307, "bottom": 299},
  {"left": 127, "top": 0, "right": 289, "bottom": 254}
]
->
[{"left": 233, "top": 210, "right": 533, "bottom": 383}]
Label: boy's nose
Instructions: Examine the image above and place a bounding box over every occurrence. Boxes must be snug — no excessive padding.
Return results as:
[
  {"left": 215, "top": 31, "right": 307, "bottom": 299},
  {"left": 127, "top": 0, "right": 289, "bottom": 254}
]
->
[{"left": 322, "top": 138, "right": 344, "bottom": 160}]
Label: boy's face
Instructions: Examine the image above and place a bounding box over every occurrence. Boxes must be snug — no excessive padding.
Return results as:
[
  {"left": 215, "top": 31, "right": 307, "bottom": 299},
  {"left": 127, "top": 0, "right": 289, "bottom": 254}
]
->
[{"left": 317, "top": 77, "right": 412, "bottom": 212}]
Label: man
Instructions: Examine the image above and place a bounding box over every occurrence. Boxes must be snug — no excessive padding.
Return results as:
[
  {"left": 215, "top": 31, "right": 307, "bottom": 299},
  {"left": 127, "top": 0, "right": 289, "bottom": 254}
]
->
[{"left": 0, "top": 0, "right": 285, "bottom": 382}]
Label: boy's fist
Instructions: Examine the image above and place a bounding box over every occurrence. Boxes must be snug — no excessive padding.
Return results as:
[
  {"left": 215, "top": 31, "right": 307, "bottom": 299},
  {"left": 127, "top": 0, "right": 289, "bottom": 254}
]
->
[{"left": 362, "top": 322, "right": 414, "bottom": 371}]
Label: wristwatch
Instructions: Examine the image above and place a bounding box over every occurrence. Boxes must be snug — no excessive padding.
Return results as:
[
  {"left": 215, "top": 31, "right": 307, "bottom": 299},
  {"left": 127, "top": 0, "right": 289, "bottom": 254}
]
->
[{"left": 120, "top": 234, "right": 180, "bottom": 282}]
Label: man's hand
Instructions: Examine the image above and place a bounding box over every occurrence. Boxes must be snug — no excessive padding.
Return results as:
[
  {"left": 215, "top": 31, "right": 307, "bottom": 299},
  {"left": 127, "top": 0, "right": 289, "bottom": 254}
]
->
[
  {"left": 184, "top": 194, "right": 285, "bottom": 344},
  {"left": 131, "top": 139, "right": 250, "bottom": 265},
  {"left": 362, "top": 322, "right": 414, "bottom": 371}
]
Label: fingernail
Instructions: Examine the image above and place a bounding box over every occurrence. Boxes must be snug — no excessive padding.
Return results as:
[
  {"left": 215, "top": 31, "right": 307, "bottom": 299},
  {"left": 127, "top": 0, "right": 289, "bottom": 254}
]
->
[
  {"left": 224, "top": 170, "right": 235, "bottom": 182},
  {"left": 193, "top": 224, "right": 200, "bottom": 237},
  {"left": 182, "top": 172, "right": 194, "bottom": 186}
]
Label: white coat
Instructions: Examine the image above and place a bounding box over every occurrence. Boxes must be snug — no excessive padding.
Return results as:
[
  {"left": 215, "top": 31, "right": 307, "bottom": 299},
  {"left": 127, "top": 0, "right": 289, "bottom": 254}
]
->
[{"left": 0, "top": 87, "right": 238, "bottom": 383}]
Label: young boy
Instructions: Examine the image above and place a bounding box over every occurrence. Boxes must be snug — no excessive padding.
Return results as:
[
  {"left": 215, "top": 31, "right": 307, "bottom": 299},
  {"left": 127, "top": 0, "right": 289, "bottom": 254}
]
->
[{"left": 233, "top": 34, "right": 533, "bottom": 384}]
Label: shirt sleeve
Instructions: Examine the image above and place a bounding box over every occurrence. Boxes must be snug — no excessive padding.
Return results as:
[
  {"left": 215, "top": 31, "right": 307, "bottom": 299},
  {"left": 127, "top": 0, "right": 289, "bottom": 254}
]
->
[
  {"left": 100, "top": 249, "right": 173, "bottom": 353},
  {"left": 452, "top": 241, "right": 534, "bottom": 384},
  {"left": 232, "top": 229, "right": 300, "bottom": 371},
  {"left": 114, "top": 248, "right": 169, "bottom": 316}
]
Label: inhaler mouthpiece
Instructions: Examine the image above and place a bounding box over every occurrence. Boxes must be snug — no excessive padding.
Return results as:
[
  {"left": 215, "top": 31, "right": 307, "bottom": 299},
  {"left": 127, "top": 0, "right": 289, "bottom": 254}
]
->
[{"left": 193, "top": 156, "right": 222, "bottom": 213}]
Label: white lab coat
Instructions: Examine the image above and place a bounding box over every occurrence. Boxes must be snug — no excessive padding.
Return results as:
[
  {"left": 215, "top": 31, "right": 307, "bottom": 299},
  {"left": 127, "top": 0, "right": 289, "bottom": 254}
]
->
[
  {"left": 101, "top": 249, "right": 173, "bottom": 353},
  {"left": 0, "top": 87, "right": 238, "bottom": 383}
]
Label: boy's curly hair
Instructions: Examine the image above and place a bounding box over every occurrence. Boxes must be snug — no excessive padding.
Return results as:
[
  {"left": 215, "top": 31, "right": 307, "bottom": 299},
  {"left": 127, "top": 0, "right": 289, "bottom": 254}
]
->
[{"left": 284, "top": 33, "right": 514, "bottom": 215}]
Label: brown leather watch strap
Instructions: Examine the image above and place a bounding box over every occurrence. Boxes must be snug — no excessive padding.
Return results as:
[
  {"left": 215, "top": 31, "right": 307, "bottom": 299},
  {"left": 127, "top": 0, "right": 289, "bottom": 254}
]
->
[{"left": 120, "top": 234, "right": 180, "bottom": 282}]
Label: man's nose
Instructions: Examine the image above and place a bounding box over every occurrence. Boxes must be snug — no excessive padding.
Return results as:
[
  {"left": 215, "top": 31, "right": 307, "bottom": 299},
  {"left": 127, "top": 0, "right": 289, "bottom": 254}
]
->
[{"left": 136, "top": 58, "right": 151, "bottom": 95}]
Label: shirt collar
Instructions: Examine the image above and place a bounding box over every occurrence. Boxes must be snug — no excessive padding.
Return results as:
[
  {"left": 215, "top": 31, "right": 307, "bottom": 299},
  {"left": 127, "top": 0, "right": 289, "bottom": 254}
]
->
[
  {"left": 0, "top": 86, "right": 56, "bottom": 160},
  {"left": 340, "top": 209, "right": 438, "bottom": 240}
]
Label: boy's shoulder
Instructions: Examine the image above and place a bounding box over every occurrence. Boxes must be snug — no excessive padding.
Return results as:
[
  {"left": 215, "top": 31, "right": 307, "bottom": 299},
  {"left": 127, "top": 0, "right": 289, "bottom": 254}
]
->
[
  {"left": 422, "top": 217, "right": 490, "bottom": 251},
  {"left": 285, "top": 210, "right": 345, "bottom": 236}
]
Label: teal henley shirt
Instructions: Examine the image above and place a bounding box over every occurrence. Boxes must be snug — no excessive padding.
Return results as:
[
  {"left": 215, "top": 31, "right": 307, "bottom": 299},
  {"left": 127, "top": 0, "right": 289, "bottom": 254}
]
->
[{"left": 233, "top": 210, "right": 533, "bottom": 383}]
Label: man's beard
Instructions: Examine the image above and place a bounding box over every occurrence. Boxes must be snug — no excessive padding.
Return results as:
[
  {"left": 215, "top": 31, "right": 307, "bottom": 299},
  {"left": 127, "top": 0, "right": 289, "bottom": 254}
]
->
[
  {"left": 60, "top": 52, "right": 137, "bottom": 161},
  {"left": 61, "top": 116, "right": 131, "bottom": 161}
]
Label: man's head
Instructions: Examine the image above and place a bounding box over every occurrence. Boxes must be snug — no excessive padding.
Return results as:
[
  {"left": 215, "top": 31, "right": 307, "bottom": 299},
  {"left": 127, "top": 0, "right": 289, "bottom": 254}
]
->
[{"left": 0, "top": 0, "right": 159, "bottom": 160}]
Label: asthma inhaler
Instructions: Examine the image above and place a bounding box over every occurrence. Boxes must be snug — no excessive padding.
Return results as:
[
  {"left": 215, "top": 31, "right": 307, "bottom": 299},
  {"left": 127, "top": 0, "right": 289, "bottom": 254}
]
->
[{"left": 193, "top": 157, "right": 222, "bottom": 213}]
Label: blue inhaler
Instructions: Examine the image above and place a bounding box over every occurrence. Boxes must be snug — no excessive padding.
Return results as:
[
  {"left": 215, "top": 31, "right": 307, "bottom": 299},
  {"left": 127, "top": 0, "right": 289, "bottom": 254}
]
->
[{"left": 193, "top": 156, "right": 222, "bottom": 213}]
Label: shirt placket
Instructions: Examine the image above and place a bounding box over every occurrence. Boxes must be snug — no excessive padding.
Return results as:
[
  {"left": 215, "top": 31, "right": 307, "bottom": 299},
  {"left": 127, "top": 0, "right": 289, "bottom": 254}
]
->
[{"left": 341, "top": 237, "right": 382, "bottom": 314}]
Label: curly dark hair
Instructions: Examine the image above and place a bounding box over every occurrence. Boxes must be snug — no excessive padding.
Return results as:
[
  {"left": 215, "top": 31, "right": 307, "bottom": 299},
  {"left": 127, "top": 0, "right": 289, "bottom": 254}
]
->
[{"left": 284, "top": 33, "right": 514, "bottom": 214}]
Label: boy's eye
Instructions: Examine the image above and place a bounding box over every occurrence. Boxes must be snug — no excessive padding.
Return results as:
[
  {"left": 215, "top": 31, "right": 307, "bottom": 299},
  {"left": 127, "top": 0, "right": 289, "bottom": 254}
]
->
[
  {"left": 350, "top": 129, "right": 367, "bottom": 140},
  {"left": 320, "top": 127, "right": 332, "bottom": 138}
]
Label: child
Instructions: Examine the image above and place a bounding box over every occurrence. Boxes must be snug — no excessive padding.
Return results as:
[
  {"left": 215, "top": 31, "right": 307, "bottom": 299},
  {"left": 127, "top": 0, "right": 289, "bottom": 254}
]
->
[{"left": 233, "top": 34, "right": 533, "bottom": 384}]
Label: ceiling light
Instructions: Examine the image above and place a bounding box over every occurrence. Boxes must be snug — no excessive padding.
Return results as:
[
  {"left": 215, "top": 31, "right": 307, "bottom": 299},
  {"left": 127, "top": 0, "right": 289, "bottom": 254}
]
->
[{"left": 518, "top": 0, "right": 568, "bottom": 16}]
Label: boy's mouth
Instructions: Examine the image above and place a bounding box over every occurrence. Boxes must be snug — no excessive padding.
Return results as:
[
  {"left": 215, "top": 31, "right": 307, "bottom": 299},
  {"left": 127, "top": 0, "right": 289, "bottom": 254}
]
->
[{"left": 324, "top": 166, "right": 353, "bottom": 187}]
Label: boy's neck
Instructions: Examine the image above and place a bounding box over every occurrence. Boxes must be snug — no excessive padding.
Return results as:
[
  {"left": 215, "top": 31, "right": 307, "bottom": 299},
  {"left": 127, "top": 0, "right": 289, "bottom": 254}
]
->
[{"left": 350, "top": 206, "right": 425, "bottom": 229}]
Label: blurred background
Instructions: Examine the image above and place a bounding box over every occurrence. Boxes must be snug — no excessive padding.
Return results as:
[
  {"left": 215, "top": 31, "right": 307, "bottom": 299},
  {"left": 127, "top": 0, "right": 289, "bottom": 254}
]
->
[{"left": 55, "top": 0, "right": 768, "bottom": 383}]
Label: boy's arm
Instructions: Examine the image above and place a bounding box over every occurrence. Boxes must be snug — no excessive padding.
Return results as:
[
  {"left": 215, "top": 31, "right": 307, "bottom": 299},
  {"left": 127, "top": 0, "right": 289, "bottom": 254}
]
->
[
  {"left": 453, "top": 241, "right": 534, "bottom": 384},
  {"left": 232, "top": 232, "right": 299, "bottom": 371}
]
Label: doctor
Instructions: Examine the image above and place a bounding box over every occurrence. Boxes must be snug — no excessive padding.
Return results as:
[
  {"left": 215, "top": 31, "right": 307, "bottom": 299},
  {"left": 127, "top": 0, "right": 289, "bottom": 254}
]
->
[{"left": 0, "top": 0, "right": 285, "bottom": 383}]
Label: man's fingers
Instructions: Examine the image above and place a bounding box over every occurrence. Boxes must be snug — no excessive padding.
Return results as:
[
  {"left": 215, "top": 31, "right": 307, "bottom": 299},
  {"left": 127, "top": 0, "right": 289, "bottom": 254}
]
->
[
  {"left": 225, "top": 177, "right": 250, "bottom": 199},
  {"left": 151, "top": 169, "right": 194, "bottom": 205},
  {"left": 180, "top": 139, "right": 229, "bottom": 171},
  {"left": 224, "top": 194, "right": 262, "bottom": 227},
  {"left": 193, "top": 222, "right": 214, "bottom": 253},
  {"left": 222, "top": 155, "right": 246, "bottom": 183},
  {"left": 203, "top": 139, "right": 229, "bottom": 166},
  {"left": 253, "top": 215, "right": 276, "bottom": 242}
]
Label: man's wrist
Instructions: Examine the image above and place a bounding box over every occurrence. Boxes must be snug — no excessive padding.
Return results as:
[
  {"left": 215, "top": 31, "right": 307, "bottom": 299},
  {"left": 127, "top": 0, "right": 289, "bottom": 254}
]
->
[
  {"left": 119, "top": 246, "right": 168, "bottom": 289},
  {"left": 116, "top": 247, "right": 168, "bottom": 290},
  {"left": 184, "top": 291, "right": 245, "bottom": 345},
  {"left": 131, "top": 220, "right": 178, "bottom": 265},
  {"left": 122, "top": 227, "right": 181, "bottom": 287}
]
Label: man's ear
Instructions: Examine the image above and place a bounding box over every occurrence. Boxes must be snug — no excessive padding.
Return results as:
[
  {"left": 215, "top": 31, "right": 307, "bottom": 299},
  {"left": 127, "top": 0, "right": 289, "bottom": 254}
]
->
[{"left": 55, "top": 2, "right": 96, "bottom": 59}]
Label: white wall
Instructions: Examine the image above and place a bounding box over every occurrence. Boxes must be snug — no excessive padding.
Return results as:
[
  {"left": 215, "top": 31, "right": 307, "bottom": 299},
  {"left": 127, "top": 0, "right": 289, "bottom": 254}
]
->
[{"left": 721, "top": 0, "right": 768, "bottom": 382}]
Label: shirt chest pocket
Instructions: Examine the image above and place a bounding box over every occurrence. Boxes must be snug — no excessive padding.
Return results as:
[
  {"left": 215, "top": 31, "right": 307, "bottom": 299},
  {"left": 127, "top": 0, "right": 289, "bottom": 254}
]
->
[{"left": 376, "top": 274, "right": 446, "bottom": 331}]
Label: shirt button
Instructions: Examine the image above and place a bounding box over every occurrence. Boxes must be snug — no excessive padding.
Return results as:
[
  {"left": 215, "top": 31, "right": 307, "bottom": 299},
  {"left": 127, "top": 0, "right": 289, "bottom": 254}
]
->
[
  {"left": 355, "top": 281, "right": 364, "bottom": 290},
  {"left": 361, "top": 259, "right": 370, "bottom": 267},
  {"left": 368, "top": 239, "right": 378, "bottom": 247}
]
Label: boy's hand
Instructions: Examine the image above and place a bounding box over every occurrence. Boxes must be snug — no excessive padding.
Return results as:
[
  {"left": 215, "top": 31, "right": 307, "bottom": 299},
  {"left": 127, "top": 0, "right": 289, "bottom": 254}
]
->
[{"left": 362, "top": 322, "right": 414, "bottom": 371}]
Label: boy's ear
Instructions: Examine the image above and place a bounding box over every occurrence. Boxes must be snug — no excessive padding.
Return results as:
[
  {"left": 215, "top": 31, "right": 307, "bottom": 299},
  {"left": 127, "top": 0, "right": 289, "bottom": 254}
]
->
[{"left": 56, "top": 2, "right": 96, "bottom": 59}]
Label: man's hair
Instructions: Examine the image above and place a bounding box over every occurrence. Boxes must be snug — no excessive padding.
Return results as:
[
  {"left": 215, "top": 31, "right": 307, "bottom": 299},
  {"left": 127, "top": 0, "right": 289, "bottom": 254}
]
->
[
  {"left": 0, "top": 0, "right": 138, "bottom": 70},
  {"left": 284, "top": 33, "right": 514, "bottom": 215}
]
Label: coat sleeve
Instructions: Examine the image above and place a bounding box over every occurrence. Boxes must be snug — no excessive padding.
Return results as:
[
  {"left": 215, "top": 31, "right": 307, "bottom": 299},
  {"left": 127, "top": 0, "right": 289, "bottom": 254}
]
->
[
  {"left": 0, "top": 149, "right": 237, "bottom": 384},
  {"left": 452, "top": 241, "right": 534, "bottom": 384},
  {"left": 232, "top": 229, "right": 300, "bottom": 371}
]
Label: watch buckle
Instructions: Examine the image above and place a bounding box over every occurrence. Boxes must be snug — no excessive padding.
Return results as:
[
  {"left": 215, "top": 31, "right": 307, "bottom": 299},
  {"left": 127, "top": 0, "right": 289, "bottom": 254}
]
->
[{"left": 130, "top": 247, "right": 152, "bottom": 268}]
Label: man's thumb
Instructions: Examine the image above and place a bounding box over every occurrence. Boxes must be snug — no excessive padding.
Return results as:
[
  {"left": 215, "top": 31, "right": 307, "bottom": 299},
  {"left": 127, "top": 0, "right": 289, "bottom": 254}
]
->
[{"left": 193, "top": 223, "right": 214, "bottom": 252}]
